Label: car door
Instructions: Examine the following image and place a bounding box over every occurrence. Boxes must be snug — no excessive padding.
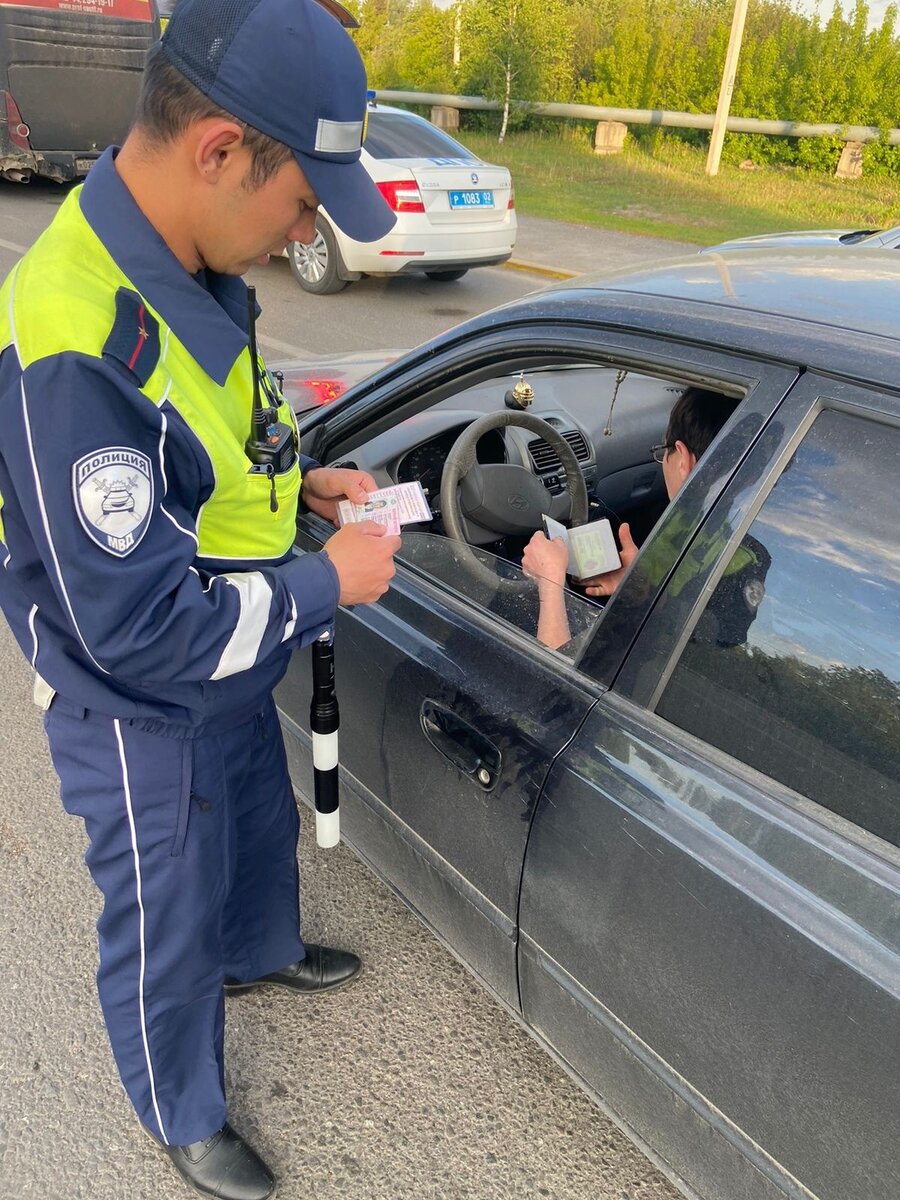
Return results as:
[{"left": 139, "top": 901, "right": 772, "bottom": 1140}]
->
[
  {"left": 518, "top": 374, "right": 900, "bottom": 1200},
  {"left": 277, "top": 536, "right": 600, "bottom": 1008},
  {"left": 276, "top": 324, "right": 798, "bottom": 1012}
]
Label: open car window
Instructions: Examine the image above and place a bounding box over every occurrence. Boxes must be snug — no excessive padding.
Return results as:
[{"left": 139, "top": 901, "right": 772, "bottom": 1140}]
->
[
  {"left": 298, "top": 348, "right": 775, "bottom": 671},
  {"left": 342, "top": 360, "right": 677, "bottom": 659}
]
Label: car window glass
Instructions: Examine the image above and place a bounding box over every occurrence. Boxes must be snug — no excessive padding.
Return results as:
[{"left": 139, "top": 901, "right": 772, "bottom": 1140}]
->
[
  {"left": 656, "top": 408, "right": 900, "bottom": 848},
  {"left": 399, "top": 532, "right": 602, "bottom": 660},
  {"left": 364, "top": 111, "right": 478, "bottom": 161}
]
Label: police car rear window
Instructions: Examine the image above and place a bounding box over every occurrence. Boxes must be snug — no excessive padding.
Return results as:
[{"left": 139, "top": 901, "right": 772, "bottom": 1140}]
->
[{"left": 363, "top": 111, "right": 478, "bottom": 162}]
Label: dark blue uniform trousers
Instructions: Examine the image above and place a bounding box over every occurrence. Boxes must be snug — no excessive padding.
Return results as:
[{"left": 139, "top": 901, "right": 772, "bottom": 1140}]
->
[{"left": 44, "top": 694, "right": 305, "bottom": 1146}]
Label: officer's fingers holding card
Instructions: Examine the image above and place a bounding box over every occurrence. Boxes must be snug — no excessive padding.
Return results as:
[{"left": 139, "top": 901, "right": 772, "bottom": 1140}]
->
[
  {"left": 356, "top": 520, "right": 402, "bottom": 552},
  {"left": 325, "top": 521, "right": 400, "bottom": 605}
]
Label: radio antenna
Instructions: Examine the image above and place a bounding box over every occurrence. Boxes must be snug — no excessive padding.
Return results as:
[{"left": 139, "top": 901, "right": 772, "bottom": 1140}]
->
[{"left": 247, "top": 285, "right": 268, "bottom": 442}]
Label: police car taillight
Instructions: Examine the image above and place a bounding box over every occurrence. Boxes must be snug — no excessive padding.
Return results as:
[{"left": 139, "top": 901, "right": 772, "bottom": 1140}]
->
[
  {"left": 375, "top": 180, "right": 425, "bottom": 213},
  {"left": 508, "top": 184, "right": 515, "bottom": 210},
  {"left": 4, "top": 93, "right": 31, "bottom": 152}
]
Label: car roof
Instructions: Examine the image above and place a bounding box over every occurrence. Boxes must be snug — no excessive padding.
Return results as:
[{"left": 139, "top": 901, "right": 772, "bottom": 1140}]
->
[
  {"left": 565, "top": 247, "right": 900, "bottom": 338},
  {"left": 459, "top": 247, "right": 900, "bottom": 388}
]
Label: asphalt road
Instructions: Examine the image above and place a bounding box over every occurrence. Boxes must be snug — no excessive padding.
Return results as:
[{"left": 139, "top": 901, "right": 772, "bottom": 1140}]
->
[
  {"left": 0, "top": 177, "right": 695, "bottom": 359},
  {"left": 0, "top": 175, "right": 690, "bottom": 1200}
]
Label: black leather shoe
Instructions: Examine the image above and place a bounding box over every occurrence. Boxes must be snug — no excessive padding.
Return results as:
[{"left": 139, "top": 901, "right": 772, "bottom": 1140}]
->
[
  {"left": 224, "top": 944, "right": 361, "bottom": 996},
  {"left": 157, "top": 1124, "right": 275, "bottom": 1200}
]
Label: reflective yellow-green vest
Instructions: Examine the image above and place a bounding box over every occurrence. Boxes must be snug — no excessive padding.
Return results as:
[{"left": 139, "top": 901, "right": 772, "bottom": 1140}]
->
[{"left": 0, "top": 186, "right": 302, "bottom": 562}]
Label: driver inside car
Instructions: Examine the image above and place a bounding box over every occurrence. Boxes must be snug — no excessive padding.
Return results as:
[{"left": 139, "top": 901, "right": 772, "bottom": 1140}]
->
[{"left": 523, "top": 387, "right": 740, "bottom": 650}]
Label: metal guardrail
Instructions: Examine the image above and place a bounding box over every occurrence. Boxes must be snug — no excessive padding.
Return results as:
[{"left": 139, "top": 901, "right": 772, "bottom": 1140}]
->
[{"left": 375, "top": 90, "right": 900, "bottom": 146}]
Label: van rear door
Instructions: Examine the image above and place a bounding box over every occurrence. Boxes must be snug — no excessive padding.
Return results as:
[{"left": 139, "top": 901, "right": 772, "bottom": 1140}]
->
[{"left": 0, "top": 0, "right": 158, "bottom": 182}]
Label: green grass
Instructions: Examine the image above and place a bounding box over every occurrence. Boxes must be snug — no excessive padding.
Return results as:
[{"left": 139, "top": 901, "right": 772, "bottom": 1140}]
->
[{"left": 453, "top": 129, "right": 900, "bottom": 244}]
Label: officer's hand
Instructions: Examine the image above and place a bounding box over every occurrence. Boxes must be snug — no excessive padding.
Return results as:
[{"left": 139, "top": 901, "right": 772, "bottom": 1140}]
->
[
  {"left": 582, "top": 523, "right": 638, "bottom": 598},
  {"left": 302, "top": 467, "right": 378, "bottom": 525},
  {"left": 323, "top": 521, "right": 401, "bottom": 605}
]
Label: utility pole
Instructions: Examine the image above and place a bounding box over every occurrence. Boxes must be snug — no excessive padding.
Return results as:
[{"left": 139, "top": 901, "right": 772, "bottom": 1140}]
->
[
  {"left": 453, "top": 1, "right": 461, "bottom": 70},
  {"left": 706, "top": 0, "right": 750, "bottom": 177}
]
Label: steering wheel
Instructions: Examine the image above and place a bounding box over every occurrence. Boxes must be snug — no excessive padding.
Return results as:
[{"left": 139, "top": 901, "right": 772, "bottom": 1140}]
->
[{"left": 440, "top": 410, "right": 589, "bottom": 591}]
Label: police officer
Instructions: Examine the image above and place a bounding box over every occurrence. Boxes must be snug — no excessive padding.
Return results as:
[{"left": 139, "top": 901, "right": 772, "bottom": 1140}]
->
[{"left": 0, "top": 1, "right": 400, "bottom": 1197}]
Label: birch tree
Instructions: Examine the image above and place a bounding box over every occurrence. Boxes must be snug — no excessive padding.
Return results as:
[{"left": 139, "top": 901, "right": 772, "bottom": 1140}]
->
[{"left": 460, "top": 0, "right": 573, "bottom": 142}]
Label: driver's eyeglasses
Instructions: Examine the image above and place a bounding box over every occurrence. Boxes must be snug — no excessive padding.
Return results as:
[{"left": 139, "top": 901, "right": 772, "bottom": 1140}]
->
[{"left": 650, "top": 443, "right": 672, "bottom": 464}]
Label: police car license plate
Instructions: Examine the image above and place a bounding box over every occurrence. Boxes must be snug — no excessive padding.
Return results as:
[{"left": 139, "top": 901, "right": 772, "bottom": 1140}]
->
[
  {"left": 75, "top": 159, "right": 96, "bottom": 173},
  {"left": 449, "top": 190, "right": 494, "bottom": 208}
]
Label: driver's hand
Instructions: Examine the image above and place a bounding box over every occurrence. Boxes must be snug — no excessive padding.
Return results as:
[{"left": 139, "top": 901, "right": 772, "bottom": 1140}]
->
[
  {"left": 523, "top": 532, "right": 568, "bottom": 588},
  {"left": 581, "top": 522, "right": 638, "bottom": 598}
]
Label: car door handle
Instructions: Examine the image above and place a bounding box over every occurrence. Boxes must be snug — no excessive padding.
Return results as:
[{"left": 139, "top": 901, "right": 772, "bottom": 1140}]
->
[
  {"left": 420, "top": 700, "right": 501, "bottom": 790},
  {"left": 630, "top": 467, "right": 658, "bottom": 499}
]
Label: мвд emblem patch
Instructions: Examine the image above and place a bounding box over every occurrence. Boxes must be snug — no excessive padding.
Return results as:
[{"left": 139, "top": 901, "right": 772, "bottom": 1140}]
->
[{"left": 73, "top": 446, "right": 153, "bottom": 558}]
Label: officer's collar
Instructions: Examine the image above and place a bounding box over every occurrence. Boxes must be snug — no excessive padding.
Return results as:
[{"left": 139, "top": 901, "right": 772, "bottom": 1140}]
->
[{"left": 79, "top": 147, "right": 251, "bottom": 387}]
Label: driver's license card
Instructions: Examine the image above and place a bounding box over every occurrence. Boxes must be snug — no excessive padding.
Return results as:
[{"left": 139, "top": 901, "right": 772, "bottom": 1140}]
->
[{"left": 336, "top": 481, "right": 432, "bottom": 535}]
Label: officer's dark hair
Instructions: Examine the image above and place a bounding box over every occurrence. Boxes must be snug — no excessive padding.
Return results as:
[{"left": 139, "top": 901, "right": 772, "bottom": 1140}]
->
[
  {"left": 665, "top": 387, "right": 741, "bottom": 460},
  {"left": 133, "top": 46, "right": 293, "bottom": 190}
]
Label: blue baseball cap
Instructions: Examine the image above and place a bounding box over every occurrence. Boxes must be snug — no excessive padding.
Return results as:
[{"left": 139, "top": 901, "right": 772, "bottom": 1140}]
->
[{"left": 158, "top": 0, "right": 396, "bottom": 243}]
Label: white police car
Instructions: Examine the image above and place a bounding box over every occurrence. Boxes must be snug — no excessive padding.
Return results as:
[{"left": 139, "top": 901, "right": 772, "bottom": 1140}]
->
[{"left": 286, "top": 101, "right": 517, "bottom": 294}]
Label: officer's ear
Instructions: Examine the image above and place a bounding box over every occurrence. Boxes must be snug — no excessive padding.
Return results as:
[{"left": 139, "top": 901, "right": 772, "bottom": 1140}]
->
[{"left": 193, "top": 121, "right": 246, "bottom": 184}]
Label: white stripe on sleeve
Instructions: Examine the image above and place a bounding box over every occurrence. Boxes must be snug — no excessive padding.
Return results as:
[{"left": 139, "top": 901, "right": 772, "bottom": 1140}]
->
[
  {"left": 281, "top": 595, "right": 298, "bottom": 643},
  {"left": 210, "top": 571, "right": 274, "bottom": 679}
]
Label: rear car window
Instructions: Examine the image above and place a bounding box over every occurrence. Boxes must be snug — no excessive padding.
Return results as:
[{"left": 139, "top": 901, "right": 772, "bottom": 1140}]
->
[
  {"left": 363, "top": 110, "right": 477, "bottom": 162},
  {"left": 656, "top": 407, "right": 900, "bottom": 848}
]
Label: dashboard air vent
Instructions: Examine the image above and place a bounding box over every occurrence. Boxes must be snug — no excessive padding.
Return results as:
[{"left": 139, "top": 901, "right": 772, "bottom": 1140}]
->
[{"left": 528, "top": 430, "right": 590, "bottom": 473}]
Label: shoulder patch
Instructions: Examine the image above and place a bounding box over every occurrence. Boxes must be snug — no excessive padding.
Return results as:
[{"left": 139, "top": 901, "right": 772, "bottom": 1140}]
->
[
  {"left": 73, "top": 446, "right": 154, "bottom": 558},
  {"left": 102, "top": 288, "right": 160, "bottom": 386}
]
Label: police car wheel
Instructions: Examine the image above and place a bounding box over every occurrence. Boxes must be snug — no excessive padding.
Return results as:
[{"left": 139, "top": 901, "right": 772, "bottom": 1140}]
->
[
  {"left": 288, "top": 220, "right": 348, "bottom": 295},
  {"left": 425, "top": 269, "right": 468, "bottom": 282}
]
